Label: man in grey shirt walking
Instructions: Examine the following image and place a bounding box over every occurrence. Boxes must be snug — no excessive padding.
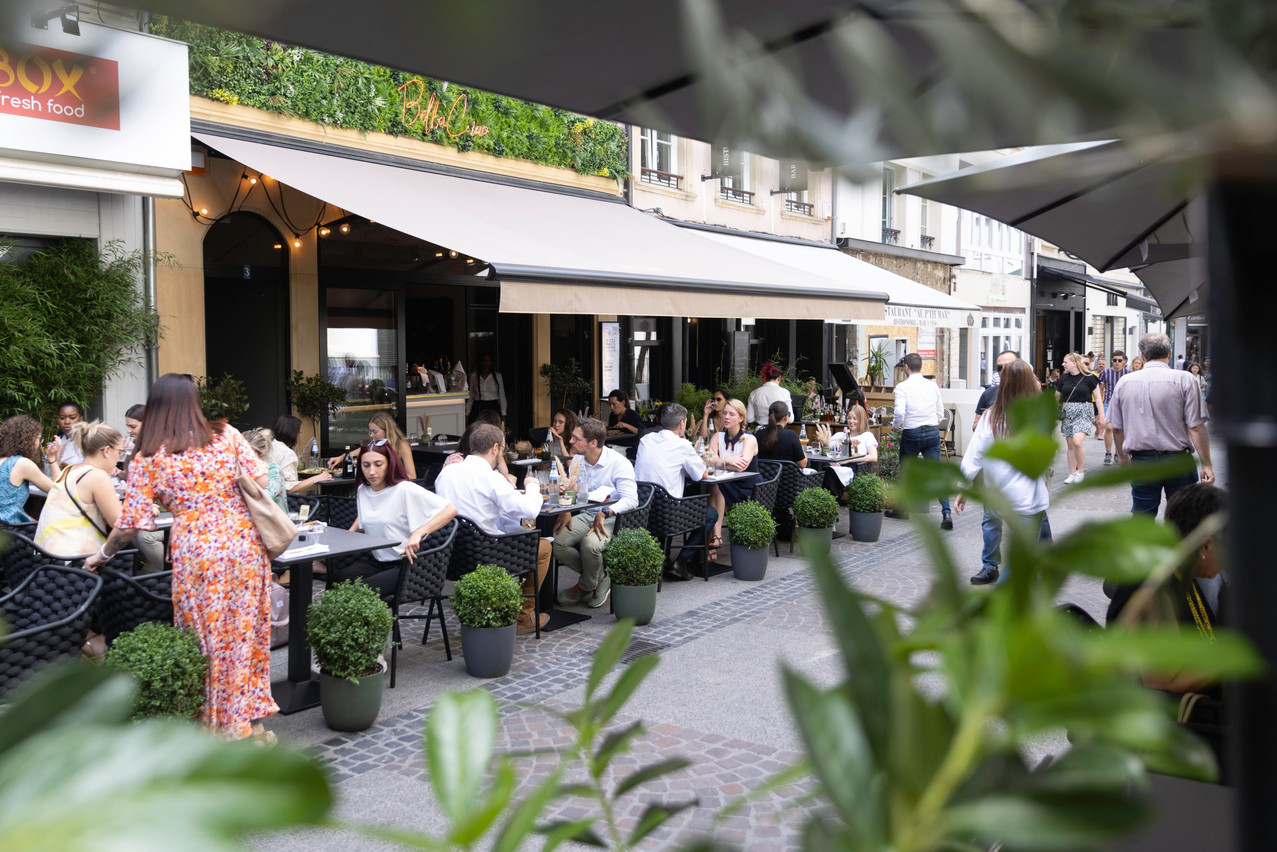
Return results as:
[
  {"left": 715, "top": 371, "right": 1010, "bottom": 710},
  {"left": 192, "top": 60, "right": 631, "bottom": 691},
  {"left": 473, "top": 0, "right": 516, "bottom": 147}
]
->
[{"left": 1109, "top": 332, "right": 1213, "bottom": 516}]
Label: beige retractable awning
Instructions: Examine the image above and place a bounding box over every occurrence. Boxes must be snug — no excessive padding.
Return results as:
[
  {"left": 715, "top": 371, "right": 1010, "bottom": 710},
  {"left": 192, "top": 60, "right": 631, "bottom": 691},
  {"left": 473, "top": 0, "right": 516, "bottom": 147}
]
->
[{"left": 193, "top": 131, "right": 887, "bottom": 322}]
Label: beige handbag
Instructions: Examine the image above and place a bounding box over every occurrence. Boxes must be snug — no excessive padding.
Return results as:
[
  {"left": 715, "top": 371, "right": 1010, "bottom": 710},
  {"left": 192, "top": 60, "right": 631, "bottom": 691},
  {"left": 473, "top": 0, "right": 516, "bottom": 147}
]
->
[{"left": 235, "top": 453, "right": 298, "bottom": 560}]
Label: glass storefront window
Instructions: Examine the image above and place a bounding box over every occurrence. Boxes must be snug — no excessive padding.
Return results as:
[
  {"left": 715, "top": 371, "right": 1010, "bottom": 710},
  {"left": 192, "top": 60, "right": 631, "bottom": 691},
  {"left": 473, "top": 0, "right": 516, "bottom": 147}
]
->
[{"left": 325, "top": 287, "right": 398, "bottom": 448}]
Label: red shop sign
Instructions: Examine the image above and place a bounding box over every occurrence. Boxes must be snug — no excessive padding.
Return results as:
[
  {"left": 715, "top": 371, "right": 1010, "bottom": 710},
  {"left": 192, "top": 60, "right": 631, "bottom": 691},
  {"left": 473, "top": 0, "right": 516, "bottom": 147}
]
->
[{"left": 0, "top": 42, "right": 120, "bottom": 130}]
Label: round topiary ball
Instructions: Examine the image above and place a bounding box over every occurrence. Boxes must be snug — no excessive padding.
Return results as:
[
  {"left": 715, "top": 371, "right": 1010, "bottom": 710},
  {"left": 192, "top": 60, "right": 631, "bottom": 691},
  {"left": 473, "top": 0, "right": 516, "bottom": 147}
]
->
[{"left": 106, "top": 621, "right": 209, "bottom": 721}]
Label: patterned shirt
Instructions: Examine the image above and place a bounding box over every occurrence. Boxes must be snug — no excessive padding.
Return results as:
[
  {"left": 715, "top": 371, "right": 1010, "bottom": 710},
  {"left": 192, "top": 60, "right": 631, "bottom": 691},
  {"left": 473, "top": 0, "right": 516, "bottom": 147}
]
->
[{"left": 1097, "top": 367, "right": 1129, "bottom": 403}]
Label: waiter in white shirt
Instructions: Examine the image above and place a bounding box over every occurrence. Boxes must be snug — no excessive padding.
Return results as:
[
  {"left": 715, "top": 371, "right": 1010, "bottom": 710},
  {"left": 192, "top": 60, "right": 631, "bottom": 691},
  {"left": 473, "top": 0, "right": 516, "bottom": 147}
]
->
[
  {"left": 885, "top": 353, "right": 953, "bottom": 530},
  {"left": 554, "top": 417, "right": 639, "bottom": 610},
  {"left": 634, "top": 403, "right": 713, "bottom": 581},
  {"left": 468, "top": 353, "right": 507, "bottom": 423},
  {"left": 434, "top": 423, "right": 549, "bottom": 634},
  {"left": 746, "top": 362, "right": 794, "bottom": 425}
]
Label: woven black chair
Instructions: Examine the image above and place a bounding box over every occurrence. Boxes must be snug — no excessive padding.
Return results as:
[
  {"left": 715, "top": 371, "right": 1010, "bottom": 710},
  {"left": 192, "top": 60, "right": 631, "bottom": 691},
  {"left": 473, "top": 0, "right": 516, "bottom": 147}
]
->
[
  {"left": 771, "top": 459, "right": 823, "bottom": 555},
  {"left": 320, "top": 494, "right": 359, "bottom": 529},
  {"left": 96, "top": 568, "right": 174, "bottom": 645},
  {"left": 0, "top": 565, "right": 103, "bottom": 697},
  {"left": 447, "top": 516, "right": 542, "bottom": 638},
  {"left": 0, "top": 518, "right": 38, "bottom": 537},
  {"left": 414, "top": 462, "right": 443, "bottom": 490},
  {"left": 612, "top": 482, "right": 654, "bottom": 534},
  {"left": 753, "top": 461, "right": 782, "bottom": 514},
  {"left": 389, "top": 520, "right": 457, "bottom": 685},
  {"left": 0, "top": 531, "right": 135, "bottom": 591},
  {"left": 286, "top": 493, "right": 320, "bottom": 519},
  {"left": 642, "top": 482, "right": 711, "bottom": 580}
]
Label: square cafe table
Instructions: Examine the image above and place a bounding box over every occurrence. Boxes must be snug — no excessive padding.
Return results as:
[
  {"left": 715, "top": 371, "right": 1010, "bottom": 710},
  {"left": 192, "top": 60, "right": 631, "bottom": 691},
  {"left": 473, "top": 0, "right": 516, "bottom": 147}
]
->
[{"left": 271, "top": 526, "right": 402, "bottom": 714}]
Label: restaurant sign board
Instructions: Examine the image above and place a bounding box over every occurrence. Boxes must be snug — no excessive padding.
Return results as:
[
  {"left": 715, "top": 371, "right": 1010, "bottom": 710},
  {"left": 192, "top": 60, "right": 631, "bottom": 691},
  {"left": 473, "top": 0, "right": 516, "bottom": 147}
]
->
[
  {"left": 0, "top": 20, "right": 189, "bottom": 176},
  {"left": 711, "top": 144, "right": 742, "bottom": 182},
  {"left": 779, "top": 159, "right": 807, "bottom": 193}
]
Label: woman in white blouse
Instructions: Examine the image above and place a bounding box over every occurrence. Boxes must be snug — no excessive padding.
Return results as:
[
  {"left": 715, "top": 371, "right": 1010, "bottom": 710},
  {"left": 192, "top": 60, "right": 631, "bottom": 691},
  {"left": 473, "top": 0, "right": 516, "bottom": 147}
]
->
[{"left": 342, "top": 441, "right": 456, "bottom": 601}]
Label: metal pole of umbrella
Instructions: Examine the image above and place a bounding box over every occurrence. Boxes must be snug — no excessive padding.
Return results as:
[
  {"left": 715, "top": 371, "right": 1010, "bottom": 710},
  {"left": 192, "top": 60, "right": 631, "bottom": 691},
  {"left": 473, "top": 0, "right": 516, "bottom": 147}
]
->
[{"left": 1209, "top": 169, "right": 1277, "bottom": 850}]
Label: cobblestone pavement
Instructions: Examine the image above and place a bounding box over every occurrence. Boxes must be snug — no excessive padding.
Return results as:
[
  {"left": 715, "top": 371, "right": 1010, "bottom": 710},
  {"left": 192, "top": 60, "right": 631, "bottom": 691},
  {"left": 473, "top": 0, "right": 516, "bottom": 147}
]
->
[{"left": 255, "top": 429, "right": 1225, "bottom": 850}]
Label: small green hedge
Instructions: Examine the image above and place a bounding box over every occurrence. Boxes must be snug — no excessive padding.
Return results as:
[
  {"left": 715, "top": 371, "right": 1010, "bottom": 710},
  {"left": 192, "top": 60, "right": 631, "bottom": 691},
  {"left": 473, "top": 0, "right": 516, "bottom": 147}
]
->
[
  {"left": 452, "top": 564, "right": 522, "bottom": 628},
  {"left": 602, "top": 529, "right": 664, "bottom": 586},
  {"left": 307, "top": 579, "right": 393, "bottom": 681},
  {"left": 106, "top": 621, "right": 208, "bottom": 721},
  {"left": 793, "top": 488, "right": 840, "bottom": 529},
  {"left": 724, "top": 500, "right": 777, "bottom": 549},
  {"left": 846, "top": 473, "right": 888, "bottom": 514}
]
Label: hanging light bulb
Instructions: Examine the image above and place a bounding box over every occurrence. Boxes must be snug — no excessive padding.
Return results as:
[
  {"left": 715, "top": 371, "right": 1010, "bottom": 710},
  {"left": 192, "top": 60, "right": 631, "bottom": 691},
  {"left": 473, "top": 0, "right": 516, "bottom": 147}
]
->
[
  {"left": 434, "top": 251, "right": 444, "bottom": 258},
  {"left": 273, "top": 242, "right": 283, "bottom": 250},
  {"left": 448, "top": 250, "right": 458, "bottom": 258},
  {"left": 319, "top": 227, "right": 331, "bottom": 238},
  {"left": 245, "top": 174, "right": 258, "bottom": 185},
  {"left": 466, "top": 258, "right": 475, "bottom": 265},
  {"left": 339, "top": 223, "right": 350, "bottom": 234},
  {"left": 199, "top": 207, "right": 209, "bottom": 216},
  {"left": 293, "top": 237, "right": 302, "bottom": 249}
]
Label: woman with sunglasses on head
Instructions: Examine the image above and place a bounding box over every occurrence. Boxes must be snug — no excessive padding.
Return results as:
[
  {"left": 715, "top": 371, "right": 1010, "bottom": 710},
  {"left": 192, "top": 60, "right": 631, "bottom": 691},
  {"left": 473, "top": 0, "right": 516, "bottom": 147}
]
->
[
  {"left": 327, "top": 411, "right": 417, "bottom": 481},
  {"left": 342, "top": 440, "right": 457, "bottom": 601},
  {"left": 697, "top": 388, "right": 732, "bottom": 442},
  {"left": 84, "top": 373, "right": 280, "bottom": 743}
]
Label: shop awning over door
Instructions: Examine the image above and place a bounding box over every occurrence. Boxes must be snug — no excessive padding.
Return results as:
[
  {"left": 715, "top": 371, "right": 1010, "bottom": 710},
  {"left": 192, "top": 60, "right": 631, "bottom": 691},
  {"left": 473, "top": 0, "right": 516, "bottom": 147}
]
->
[
  {"left": 693, "top": 229, "right": 981, "bottom": 328},
  {"left": 194, "top": 132, "right": 887, "bottom": 322}
]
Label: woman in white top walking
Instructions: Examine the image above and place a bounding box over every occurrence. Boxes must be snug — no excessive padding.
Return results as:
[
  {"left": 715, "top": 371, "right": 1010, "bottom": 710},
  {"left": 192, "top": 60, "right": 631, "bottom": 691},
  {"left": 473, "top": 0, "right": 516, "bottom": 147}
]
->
[{"left": 746, "top": 363, "right": 794, "bottom": 426}]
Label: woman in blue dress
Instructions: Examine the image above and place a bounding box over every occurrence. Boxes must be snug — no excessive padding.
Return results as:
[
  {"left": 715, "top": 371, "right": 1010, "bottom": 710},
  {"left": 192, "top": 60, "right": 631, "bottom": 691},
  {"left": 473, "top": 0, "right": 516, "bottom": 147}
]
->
[{"left": 0, "top": 415, "right": 55, "bottom": 525}]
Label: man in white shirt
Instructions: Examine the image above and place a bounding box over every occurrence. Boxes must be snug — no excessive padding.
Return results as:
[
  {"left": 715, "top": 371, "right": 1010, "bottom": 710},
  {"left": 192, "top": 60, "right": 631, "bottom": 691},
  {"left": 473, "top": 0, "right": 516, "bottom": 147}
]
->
[
  {"left": 634, "top": 403, "right": 713, "bottom": 581},
  {"left": 468, "top": 353, "right": 507, "bottom": 422},
  {"left": 886, "top": 353, "right": 953, "bottom": 529},
  {"left": 555, "top": 417, "right": 639, "bottom": 609},
  {"left": 435, "top": 423, "right": 549, "bottom": 633}
]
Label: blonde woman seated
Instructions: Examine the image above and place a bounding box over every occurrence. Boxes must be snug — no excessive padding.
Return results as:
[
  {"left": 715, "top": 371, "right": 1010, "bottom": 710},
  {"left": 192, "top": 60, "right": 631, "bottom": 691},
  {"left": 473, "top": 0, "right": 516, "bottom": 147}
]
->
[
  {"left": 35, "top": 421, "right": 126, "bottom": 557},
  {"left": 706, "top": 398, "right": 759, "bottom": 560},
  {"left": 328, "top": 411, "right": 417, "bottom": 480},
  {"left": 244, "top": 428, "right": 289, "bottom": 512}
]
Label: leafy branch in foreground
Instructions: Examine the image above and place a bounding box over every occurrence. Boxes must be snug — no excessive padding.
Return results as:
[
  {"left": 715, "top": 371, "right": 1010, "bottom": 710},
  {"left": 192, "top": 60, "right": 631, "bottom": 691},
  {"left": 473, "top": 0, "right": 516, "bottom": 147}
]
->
[{"left": 357, "top": 621, "right": 696, "bottom": 851}]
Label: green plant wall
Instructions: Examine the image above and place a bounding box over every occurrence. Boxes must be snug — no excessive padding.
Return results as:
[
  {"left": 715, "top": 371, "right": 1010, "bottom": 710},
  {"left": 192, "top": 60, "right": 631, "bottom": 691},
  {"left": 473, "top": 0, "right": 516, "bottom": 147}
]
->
[{"left": 154, "top": 18, "right": 628, "bottom": 182}]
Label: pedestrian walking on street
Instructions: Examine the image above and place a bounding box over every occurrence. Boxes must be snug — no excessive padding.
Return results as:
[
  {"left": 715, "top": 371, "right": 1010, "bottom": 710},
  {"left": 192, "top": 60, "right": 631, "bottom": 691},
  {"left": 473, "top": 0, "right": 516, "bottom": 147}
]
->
[
  {"left": 970, "top": 350, "right": 1022, "bottom": 585},
  {"left": 1097, "top": 351, "right": 1131, "bottom": 465},
  {"left": 1109, "top": 332, "right": 1213, "bottom": 516},
  {"left": 1056, "top": 353, "right": 1104, "bottom": 484},
  {"left": 885, "top": 353, "right": 953, "bottom": 529},
  {"left": 958, "top": 359, "right": 1053, "bottom": 585}
]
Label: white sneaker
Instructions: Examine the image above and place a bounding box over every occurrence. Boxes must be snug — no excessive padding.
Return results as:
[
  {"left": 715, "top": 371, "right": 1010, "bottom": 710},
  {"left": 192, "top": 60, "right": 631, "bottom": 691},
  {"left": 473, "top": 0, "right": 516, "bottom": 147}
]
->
[
  {"left": 1062, "top": 473, "right": 1078, "bottom": 485},
  {"left": 1074, "top": 471, "right": 1085, "bottom": 483}
]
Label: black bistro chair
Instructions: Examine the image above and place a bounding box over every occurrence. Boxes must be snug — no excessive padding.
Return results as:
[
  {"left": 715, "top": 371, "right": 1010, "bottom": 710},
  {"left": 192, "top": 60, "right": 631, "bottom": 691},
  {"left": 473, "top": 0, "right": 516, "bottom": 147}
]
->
[
  {"left": 642, "top": 482, "right": 711, "bottom": 581},
  {"left": 770, "top": 459, "right": 824, "bottom": 554},
  {"left": 447, "top": 517, "right": 543, "bottom": 637},
  {"left": 0, "top": 565, "right": 103, "bottom": 697},
  {"left": 388, "top": 520, "right": 457, "bottom": 686},
  {"left": 96, "top": 568, "right": 174, "bottom": 646},
  {"left": 286, "top": 493, "right": 320, "bottom": 520},
  {"left": 0, "top": 531, "right": 135, "bottom": 592}
]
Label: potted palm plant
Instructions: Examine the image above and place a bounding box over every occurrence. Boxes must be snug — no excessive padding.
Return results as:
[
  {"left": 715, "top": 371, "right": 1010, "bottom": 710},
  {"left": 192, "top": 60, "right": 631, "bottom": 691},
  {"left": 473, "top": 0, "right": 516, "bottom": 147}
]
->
[
  {"left": 724, "top": 500, "right": 776, "bottom": 581},
  {"left": 792, "top": 487, "right": 840, "bottom": 553},
  {"left": 105, "top": 621, "right": 208, "bottom": 721},
  {"left": 846, "top": 472, "right": 888, "bottom": 542},
  {"left": 601, "top": 529, "right": 664, "bottom": 625},
  {"left": 307, "top": 579, "right": 393, "bottom": 731},
  {"left": 451, "top": 564, "right": 522, "bottom": 678}
]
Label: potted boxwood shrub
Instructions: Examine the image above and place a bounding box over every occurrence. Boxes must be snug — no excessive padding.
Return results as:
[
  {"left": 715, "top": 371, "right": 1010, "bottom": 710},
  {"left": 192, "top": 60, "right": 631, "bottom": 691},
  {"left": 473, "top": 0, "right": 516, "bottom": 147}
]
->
[
  {"left": 105, "top": 621, "right": 208, "bottom": 721},
  {"left": 451, "top": 564, "right": 522, "bottom": 678},
  {"left": 602, "top": 528, "right": 664, "bottom": 625},
  {"left": 792, "top": 487, "right": 840, "bottom": 553},
  {"left": 195, "top": 373, "right": 250, "bottom": 425},
  {"left": 307, "top": 579, "right": 393, "bottom": 731},
  {"left": 724, "top": 500, "right": 776, "bottom": 581},
  {"left": 846, "top": 472, "right": 888, "bottom": 542}
]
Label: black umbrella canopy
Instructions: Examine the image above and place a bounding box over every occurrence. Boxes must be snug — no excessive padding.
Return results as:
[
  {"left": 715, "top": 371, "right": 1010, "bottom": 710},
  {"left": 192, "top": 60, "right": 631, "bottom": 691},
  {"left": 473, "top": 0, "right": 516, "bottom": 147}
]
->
[{"left": 74, "top": 0, "right": 1254, "bottom": 166}]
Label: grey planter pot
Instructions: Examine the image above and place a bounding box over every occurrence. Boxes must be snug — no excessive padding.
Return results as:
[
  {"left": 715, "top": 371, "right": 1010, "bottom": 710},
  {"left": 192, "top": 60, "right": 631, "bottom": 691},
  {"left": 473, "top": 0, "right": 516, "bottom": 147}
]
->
[
  {"left": 730, "top": 543, "right": 769, "bottom": 581},
  {"left": 612, "top": 583, "right": 657, "bottom": 626},
  {"left": 460, "top": 623, "right": 517, "bottom": 678},
  {"left": 320, "top": 662, "right": 385, "bottom": 732},
  {"left": 850, "top": 510, "right": 884, "bottom": 542},
  {"left": 797, "top": 526, "right": 834, "bottom": 554}
]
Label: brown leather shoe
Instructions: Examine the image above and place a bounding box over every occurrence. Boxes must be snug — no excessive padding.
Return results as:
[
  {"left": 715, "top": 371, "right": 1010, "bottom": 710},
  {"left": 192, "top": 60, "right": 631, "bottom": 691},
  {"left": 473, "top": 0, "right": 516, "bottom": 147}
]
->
[{"left": 516, "top": 612, "right": 550, "bottom": 635}]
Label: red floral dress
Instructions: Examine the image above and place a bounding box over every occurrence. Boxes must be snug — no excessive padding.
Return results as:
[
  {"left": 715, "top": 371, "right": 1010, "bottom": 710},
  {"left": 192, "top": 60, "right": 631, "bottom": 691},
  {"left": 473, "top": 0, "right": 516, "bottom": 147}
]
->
[{"left": 118, "top": 428, "right": 277, "bottom": 739}]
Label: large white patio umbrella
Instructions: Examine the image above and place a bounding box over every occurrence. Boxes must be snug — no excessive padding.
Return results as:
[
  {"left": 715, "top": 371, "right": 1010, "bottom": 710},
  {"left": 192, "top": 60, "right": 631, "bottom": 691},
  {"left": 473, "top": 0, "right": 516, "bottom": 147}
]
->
[{"left": 897, "top": 140, "right": 1208, "bottom": 318}]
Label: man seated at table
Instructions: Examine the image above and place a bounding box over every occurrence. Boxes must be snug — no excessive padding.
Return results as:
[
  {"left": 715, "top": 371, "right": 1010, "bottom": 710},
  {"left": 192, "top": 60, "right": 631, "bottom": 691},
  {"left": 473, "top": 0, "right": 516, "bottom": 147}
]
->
[
  {"left": 435, "top": 423, "right": 549, "bottom": 634},
  {"left": 635, "top": 403, "right": 714, "bottom": 581},
  {"left": 555, "top": 417, "right": 639, "bottom": 609}
]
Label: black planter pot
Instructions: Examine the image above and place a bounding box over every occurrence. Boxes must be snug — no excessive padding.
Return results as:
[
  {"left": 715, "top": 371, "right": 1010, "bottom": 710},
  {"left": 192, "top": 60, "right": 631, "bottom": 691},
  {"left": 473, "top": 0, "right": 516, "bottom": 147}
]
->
[
  {"left": 850, "top": 510, "right": 884, "bottom": 542},
  {"left": 797, "top": 526, "right": 834, "bottom": 554},
  {"left": 319, "top": 662, "right": 386, "bottom": 732},
  {"left": 612, "top": 583, "right": 657, "bottom": 625},
  {"left": 730, "top": 543, "right": 769, "bottom": 580},
  {"left": 460, "top": 623, "right": 517, "bottom": 678}
]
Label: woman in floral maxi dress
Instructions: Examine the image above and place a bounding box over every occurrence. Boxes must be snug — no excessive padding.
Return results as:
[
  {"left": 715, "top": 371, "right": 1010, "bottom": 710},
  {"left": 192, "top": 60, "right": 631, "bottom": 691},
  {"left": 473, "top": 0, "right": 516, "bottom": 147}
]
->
[{"left": 86, "top": 373, "right": 278, "bottom": 741}]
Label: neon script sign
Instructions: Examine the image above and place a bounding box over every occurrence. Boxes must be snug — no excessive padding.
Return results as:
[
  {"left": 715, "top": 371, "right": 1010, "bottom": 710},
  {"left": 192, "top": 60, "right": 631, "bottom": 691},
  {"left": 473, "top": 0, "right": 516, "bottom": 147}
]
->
[
  {"left": 0, "top": 43, "right": 120, "bottom": 130},
  {"left": 398, "top": 79, "right": 490, "bottom": 139}
]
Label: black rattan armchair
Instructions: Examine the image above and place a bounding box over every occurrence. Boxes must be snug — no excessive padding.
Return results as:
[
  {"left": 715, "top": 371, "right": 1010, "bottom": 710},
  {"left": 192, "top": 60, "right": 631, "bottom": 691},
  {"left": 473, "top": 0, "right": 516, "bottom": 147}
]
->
[
  {"left": 770, "top": 459, "right": 823, "bottom": 555},
  {"left": 642, "top": 482, "right": 711, "bottom": 580},
  {"left": 0, "top": 531, "right": 135, "bottom": 592},
  {"left": 447, "top": 517, "right": 543, "bottom": 638},
  {"left": 389, "top": 520, "right": 457, "bottom": 686},
  {"left": 0, "top": 565, "right": 103, "bottom": 696},
  {"left": 96, "top": 568, "right": 174, "bottom": 645}
]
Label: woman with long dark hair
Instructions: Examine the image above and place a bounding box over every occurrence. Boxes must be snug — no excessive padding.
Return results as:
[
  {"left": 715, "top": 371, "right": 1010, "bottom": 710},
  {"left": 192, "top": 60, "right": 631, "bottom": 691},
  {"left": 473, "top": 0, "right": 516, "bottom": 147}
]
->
[
  {"left": 957, "top": 359, "right": 1053, "bottom": 585},
  {"left": 343, "top": 440, "right": 456, "bottom": 599},
  {"left": 696, "top": 388, "right": 732, "bottom": 442},
  {"left": 85, "top": 373, "right": 279, "bottom": 742},
  {"left": 755, "top": 400, "right": 806, "bottom": 467}
]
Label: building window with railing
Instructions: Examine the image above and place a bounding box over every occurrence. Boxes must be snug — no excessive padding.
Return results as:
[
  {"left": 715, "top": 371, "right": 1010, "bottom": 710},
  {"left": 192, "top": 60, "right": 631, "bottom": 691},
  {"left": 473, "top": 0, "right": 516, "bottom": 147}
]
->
[
  {"left": 720, "top": 152, "right": 753, "bottom": 204},
  {"left": 785, "top": 189, "right": 813, "bottom": 216},
  {"left": 962, "top": 210, "right": 1025, "bottom": 275},
  {"left": 639, "top": 128, "right": 680, "bottom": 189},
  {"left": 881, "top": 165, "right": 896, "bottom": 242},
  {"left": 919, "top": 199, "right": 934, "bottom": 249}
]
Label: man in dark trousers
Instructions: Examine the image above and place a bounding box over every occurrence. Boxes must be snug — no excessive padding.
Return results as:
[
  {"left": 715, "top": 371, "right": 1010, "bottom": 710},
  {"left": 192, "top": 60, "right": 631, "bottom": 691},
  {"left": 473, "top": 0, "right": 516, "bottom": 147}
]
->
[{"left": 885, "top": 353, "right": 953, "bottom": 530}]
